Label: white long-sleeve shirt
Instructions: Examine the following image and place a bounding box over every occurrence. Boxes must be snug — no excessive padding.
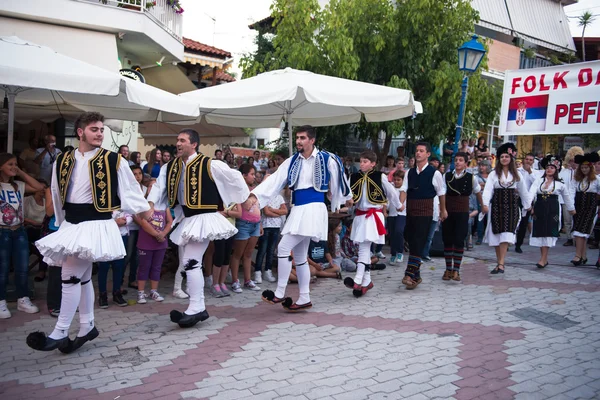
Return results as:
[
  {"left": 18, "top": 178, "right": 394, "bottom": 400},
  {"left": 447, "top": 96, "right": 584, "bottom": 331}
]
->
[
  {"left": 251, "top": 148, "right": 351, "bottom": 212},
  {"left": 399, "top": 164, "right": 446, "bottom": 196},
  {"left": 482, "top": 170, "right": 530, "bottom": 208},
  {"left": 569, "top": 175, "right": 600, "bottom": 207},
  {"left": 444, "top": 170, "right": 482, "bottom": 195},
  {"left": 51, "top": 148, "right": 149, "bottom": 226},
  {"left": 148, "top": 153, "right": 250, "bottom": 221},
  {"left": 525, "top": 177, "right": 574, "bottom": 212}
]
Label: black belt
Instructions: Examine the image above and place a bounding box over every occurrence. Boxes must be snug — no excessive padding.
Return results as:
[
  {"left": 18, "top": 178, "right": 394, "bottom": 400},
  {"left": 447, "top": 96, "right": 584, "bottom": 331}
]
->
[
  {"left": 182, "top": 206, "right": 218, "bottom": 218},
  {"left": 64, "top": 203, "right": 112, "bottom": 224}
]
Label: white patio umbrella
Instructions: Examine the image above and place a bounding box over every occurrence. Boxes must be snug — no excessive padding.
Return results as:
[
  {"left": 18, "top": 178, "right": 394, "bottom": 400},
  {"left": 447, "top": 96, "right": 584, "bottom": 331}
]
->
[
  {"left": 0, "top": 36, "right": 200, "bottom": 152},
  {"left": 179, "top": 67, "right": 420, "bottom": 154}
]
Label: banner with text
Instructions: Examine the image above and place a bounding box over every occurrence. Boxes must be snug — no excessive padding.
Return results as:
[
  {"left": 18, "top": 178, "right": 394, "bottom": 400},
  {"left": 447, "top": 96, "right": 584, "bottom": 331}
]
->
[{"left": 499, "top": 60, "right": 600, "bottom": 136}]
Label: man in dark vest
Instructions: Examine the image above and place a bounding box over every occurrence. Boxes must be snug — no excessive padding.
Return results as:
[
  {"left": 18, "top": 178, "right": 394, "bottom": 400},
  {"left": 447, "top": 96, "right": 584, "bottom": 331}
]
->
[
  {"left": 399, "top": 142, "right": 447, "bottom": 289},
  {"left": 28, "top": 112, "right": 151, "bottom": 353},
  {"left": 148, "top": 129, "right": 249, "bottom": 328},
  {"left": 441, "top": 152, "right": 482, "bottom": 281},
  {"left": 344, "top": 150, "right": 400, "bottom": 297}
]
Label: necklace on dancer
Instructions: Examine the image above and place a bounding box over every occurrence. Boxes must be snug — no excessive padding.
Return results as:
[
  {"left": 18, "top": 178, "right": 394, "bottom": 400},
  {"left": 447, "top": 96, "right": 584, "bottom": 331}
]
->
[
  {"left": 578, "top": 179, "right": 590, "bottom": 193},
  {"left": 498, "top": 171, "right": 515, "bottom": 188},
  {"left": 540, "top": 178, "right": 555, "bottom": 200}
]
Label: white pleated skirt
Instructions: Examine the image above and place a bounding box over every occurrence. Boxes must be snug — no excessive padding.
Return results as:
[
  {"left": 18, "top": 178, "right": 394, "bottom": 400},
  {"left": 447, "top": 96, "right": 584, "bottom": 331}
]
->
[
  {"left": 170, "top": 212, "right": 238, "bottom": 246},
  {"left": 281, "top": 203, "right": 328, "bottom": 241},
  {"left": 350, "top": 211, "right": 386, "bottom": 244},
  {"left": 36, "top": 219, "right": 125, "bottom": 266}
]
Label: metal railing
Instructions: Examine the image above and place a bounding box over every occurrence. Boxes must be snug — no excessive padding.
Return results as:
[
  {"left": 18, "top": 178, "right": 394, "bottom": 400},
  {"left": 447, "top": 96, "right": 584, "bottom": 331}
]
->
[{"left": 77, "top": 0, "right": 183, "bottom": 41}]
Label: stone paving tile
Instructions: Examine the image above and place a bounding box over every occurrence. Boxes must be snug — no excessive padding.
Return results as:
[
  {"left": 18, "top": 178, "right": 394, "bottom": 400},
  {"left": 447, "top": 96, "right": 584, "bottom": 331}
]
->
[{"left": 0, "top": 239, "right": 599, "bottom": 399}]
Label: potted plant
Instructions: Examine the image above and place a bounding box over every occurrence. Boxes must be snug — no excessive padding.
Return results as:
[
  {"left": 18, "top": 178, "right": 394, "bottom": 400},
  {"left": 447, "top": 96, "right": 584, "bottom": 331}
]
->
[
  {"left": 145, "top": 1, "right": 156, "bottom": 9},
  {"left": 166, "top": 0, "right": 184, "bottom": 14}
]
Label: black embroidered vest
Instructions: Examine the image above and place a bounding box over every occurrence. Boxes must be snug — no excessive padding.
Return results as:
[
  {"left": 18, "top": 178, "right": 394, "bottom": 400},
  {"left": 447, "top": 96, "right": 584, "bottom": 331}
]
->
[
  {"left": 445, "top": 171, "right": 473, "bottom": 197},
  {"left": 166, "top": 154, "right": 222, "bottom": 215},
  {"left": 350, "top": 169, "right": 387, "bottom": 205},
  {"left": 56, "top": 149, "right": 121, "bottom": 212},
  {"left": 407, "top": 165, "right": 436, "bottom": 200}
]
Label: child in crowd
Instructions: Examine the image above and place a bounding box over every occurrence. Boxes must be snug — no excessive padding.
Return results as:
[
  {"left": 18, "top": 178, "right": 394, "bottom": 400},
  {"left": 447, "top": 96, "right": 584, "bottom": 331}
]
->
[
  {"left": 230, "top": 164, "right": 262, "bottom": 293},
  {"left": 388, "top": 169, "right": 406, "bottom": 264},
  {"left": 210, "top": 203, "right": 241, "bottom": 298},
  {"left": 466, "top": 192, "right": 479, "bottom": 250},
  {"left": 307, "top": 237, "right": 343, "bottom": 280},
  {"left": 125, "top": 166, "right": 147, "bottom": 290},
  {"left": 134, "top": 200, "right": 173, "bottom": 304},
  {"left": 328, "top": 218, "right": 356, "bottom": 272},
  {"left": 421, "top": 196, "right": 440, "bottom": 261},
  {"left": 97, "top": 210, "right": 131, "bottom": 308},
  {"left": 254, "top": 189, "right": 287, "bottom": 284}
]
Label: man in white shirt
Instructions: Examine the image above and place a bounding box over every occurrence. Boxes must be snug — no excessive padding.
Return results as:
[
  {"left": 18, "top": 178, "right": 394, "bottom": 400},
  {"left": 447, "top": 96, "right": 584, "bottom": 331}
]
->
[
  {"left": 34, "top": 135, "right": 61, "bottom": 184},
  {"left": 29, "top": 112, "right": 151, "bottom": 353},
  {"left": 246, "top": 125, "right": 352, "bottom": 311},
  {"left": 515, "top": 153, "right": 541, "bottom": 253}
]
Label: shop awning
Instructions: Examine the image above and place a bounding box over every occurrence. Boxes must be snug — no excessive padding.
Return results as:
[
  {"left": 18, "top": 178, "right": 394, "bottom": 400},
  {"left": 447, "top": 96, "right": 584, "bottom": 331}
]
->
[{"left": 142, "top": 64, "right": 197, "bottom": 94}]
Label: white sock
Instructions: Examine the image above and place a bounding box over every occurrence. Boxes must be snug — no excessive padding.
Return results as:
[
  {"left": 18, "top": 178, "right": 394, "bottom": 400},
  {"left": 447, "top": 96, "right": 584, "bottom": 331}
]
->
[
  {"left": 50, "top": 258, "right": 90, "bottom": 340},
  {"left": 275, "top": 257, "right": 292, "bottom": 299},
  {"left": 174, "top": 250, "right": 185, "bottom": 292},
  {"left": 361, "top": 270, "right": 372, "bottom": 287},
  {"left": 77, "top": 314, "right": 95, "bottom": 337},
  {"left": 355, "top": 242, "right": 371, "bottom": 285},
  {"left": 184, "top": 267, "right": 205, "bottom": 315},
  {"left": 78, "top": 272, "right": 95, "bottom": 337},
  {"left": 296, "top": 263, "right": 311, "bottom": 305}
]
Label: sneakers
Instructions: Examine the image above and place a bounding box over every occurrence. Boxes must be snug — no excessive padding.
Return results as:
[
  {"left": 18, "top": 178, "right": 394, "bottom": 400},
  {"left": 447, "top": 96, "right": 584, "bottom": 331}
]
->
[
  {"left": 99, "top": 292, "right": 108, "bottom": 309},
  {"left": 375, "top": 251, "right": 386, "bottom": 259},
  {"left": 137, "top": 291, "right": 147, "bottom": 304},
  {"left": 423, "top": 256, "right": 432, "bottom": 262},
  {"left": 397, "top": 254, "right": 404, "bottom": 263},
  {"left": 0, "top": 300, "right": 11, "bottom": 319},
  {"left": 150, "top": 290, "right": 164, "bottom": 302},
  {"left": 244, "top": 280, "right": 261, "bottom": 291},
  {"left": 389, "top": 255, "right": 397, "bottom": 265},
  {"left": 219, "top": 283, "right": 231, "bottom": 297},
  {"left": 204, "top": 275, "right": 213, "bottom": 289},
  {"left": 211, "top": 284, "right": 225, "bottom": 298},
  {"left": 18, "top": 297, "right": 39, "bottom": 314},
  {"left": 49, "top": 308, "right": 60, "bottom": 318},
  {"left": 173, "top": 289, "right": 189, "bottom": 299},
  {"left": 112, "top": 291, "right": 128, "bottom": 307},
  {"left": 264, "top": 270, "right": 276, "bottom": 282},
  {"left": 254, "top": 271, "right": 263, "bottom": 284},
  {"left": 231, "top": 280, "right": 243, "bottom": 293}
]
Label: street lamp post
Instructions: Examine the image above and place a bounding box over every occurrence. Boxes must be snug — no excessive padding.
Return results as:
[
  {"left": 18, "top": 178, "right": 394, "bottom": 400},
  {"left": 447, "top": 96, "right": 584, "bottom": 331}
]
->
[{"left": 450, "top": 35, "right": 486, "bottom": 171}]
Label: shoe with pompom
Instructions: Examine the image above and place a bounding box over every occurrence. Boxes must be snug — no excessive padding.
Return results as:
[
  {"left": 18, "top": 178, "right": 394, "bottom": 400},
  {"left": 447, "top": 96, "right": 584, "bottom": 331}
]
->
[
  {"left": 26, "top": 332, "right": 71, "bottom": 352},
  {"left": 171, "top": 310, "right": 209, "bottom": 328},
  {"left": 282, "top": 297, "right": 312, "bottom": 312},
  {"left": 343, "top": 277, "right": 355, "bottom": 289},
  {"left": 261, "top": 290, "right": 284, "bottom": 304}
]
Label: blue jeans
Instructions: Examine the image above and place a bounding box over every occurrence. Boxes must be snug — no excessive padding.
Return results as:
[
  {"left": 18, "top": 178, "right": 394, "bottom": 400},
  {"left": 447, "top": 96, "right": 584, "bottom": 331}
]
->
[
  {"left": 98, "top": 235, "right": 128, "bottom": 293},
  {"left": 387, "top": 215, "right": 406, "bottom": 257},
  {"left": 255, "top": 227, "right": 280, "bottom": 272},
  {"left": 422, "top": 220, "right": 438, "bottom": 258},
  {"left": 0, "top": 227, "right": 30, "bottom": 300}
]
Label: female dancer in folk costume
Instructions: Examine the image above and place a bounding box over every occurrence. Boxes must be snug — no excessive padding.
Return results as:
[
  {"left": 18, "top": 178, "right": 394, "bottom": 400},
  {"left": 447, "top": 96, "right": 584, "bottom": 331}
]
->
[
  {"left": 524, "top": 155, "right": 575, "bottom": 269},
  {"left": 569, "top": 152, "right": 600, "bottom": 266},
  {"left": 248, "top": 125, "right": 352, "bottom": 312},
  {"left": 481, "top": 143, "right": 530, "bottom": 274},
  {"left": 148, "top": 129, "right": 249, "bottom": 328},
  {"left": 343, "top": 150, "right": 400, "bottom": 297},
  {"left": 27, "top": 112, "right": 151, "bottom": 353}
]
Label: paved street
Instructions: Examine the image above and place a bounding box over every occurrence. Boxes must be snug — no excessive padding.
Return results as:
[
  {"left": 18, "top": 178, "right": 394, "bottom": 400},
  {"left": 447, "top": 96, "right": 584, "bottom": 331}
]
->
[{"left": 1, "top": 238, "right": 600, "bottom": 400}]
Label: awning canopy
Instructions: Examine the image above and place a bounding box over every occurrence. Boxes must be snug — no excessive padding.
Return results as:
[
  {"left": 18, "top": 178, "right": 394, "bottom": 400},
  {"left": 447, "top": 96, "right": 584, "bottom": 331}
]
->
[{"left": 142, "top": 64, "right": 197, "bottom": 94}]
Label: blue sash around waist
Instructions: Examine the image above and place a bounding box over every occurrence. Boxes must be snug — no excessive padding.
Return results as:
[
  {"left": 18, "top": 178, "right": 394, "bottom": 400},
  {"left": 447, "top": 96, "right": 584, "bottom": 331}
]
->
[{"left": 292, "top": 188, "right": 325, "bottom": 206}]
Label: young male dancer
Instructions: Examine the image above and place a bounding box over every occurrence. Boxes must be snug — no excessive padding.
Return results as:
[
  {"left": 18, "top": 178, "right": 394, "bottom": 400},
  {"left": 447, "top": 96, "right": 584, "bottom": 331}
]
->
[
  {"left": 148, "top": 129, "right": 249, "bottom": 328},
  {"left": 400, "top": 142, "right": 447, "bottom": 289},
  {"left": 343, "top": 150, "right": 400, "bottom": 297},
  {"left": 28, "top": 112, "right": 151, "bottom": 353},
  {"left": 247, "top": 125, "right": 352, "bottom": 311},
  {"left": 441, "top": 152, "right": 482, "bottom": 281}
]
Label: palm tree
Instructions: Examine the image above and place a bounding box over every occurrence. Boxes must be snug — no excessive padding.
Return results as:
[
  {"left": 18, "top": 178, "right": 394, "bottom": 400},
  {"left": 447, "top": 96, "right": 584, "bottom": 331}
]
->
[{"left": 578, "top": 11, "right": 597, "bottom": 62}]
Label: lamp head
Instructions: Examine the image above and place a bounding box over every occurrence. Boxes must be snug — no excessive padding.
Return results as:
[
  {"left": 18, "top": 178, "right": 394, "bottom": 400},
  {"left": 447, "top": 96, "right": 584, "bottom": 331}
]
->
[{"left": 458, "top": 35, "right": 486, "bottom": 73}]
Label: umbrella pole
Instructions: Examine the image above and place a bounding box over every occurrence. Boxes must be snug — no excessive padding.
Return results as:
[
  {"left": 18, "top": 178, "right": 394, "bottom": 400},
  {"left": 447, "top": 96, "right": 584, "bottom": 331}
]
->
[
  {"left": 7, "top": 87, "right": 16, "bottom": 153},
  {"left": 287, "top": 112, "right": 293, "bottom": 157}
]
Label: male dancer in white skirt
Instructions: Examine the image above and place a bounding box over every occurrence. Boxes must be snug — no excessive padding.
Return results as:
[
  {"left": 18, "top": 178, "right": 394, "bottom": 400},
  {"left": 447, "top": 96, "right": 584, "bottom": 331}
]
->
[
  {"left": 148, "top": 129, "right": 249, "bottom": 328},
  {"left": 344, "top": 150, "right": 400, "bottom": 297},
  {"left": 27, "top": 112, "right": 152, "bottom": 353},
  {"left": 248, "top": 125, "right": 352, "bottom": 311}
]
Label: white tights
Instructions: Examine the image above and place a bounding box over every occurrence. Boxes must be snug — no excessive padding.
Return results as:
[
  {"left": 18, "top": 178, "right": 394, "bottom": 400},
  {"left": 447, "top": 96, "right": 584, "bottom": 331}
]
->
[
  {"left": 181, "top": 240, "right": 209, "bottom": 315},
  {"left": 275, "top": 234, "right": 311, "bottom": 305},
  {"left": 353, "top": 242, "right": 372, "bottom": 286}
]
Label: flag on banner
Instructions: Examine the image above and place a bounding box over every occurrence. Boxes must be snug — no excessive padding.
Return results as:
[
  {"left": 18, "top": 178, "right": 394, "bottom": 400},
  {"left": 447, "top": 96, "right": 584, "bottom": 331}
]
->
[{"left": 506, "top": 94, "right": 549, "bottom": 132}]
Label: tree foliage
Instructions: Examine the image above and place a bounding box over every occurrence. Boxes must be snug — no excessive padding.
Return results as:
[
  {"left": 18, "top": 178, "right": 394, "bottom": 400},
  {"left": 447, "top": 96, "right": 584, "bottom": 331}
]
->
[{"left": 240, "top": 0, "right": 502, "bottom": 162}]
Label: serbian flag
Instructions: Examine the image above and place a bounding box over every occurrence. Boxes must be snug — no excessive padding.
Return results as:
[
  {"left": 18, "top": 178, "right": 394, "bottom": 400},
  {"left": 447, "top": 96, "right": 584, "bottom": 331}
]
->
[{"left": 506, "top": 94, "right": 549, "bottom": 132}]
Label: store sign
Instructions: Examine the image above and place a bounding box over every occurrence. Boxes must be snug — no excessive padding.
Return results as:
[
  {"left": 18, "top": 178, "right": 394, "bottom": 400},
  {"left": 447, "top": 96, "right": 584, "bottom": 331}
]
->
[
  {"left": 120, "top": 69, "right": 145, "bottom": 83},
  {"left": 563, "top": 136, "right": 584, "bottom": 151},
  {"left": 499, "top": 60, "right": 600, "bottom": 136}
]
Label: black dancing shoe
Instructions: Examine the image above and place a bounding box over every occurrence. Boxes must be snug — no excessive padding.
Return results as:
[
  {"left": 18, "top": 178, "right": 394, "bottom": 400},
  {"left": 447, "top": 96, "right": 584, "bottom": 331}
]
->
[
  {"left": 60, "top": 327, "right": 99, "bottom": 354},
  {"left": 535, "top": 263, "right": 548, "bottom": 269},
  {"left": 515, "top": 247, "right": 523, "bottom": 254},
  {"left": 570, "top": 257, "right": 583, "bottom": 266},
  {"left": 170, "top": 310, "right": 209, "bottom": 328},
  {"left": 26, "top": 332, "right": 71, "bottom": 352}
]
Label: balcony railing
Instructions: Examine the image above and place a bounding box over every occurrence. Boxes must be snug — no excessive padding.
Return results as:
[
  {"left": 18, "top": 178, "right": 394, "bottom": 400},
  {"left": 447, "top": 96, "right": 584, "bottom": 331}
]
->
[{"left": 78, "top": 0, "right": 183, "bottom": 41}]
